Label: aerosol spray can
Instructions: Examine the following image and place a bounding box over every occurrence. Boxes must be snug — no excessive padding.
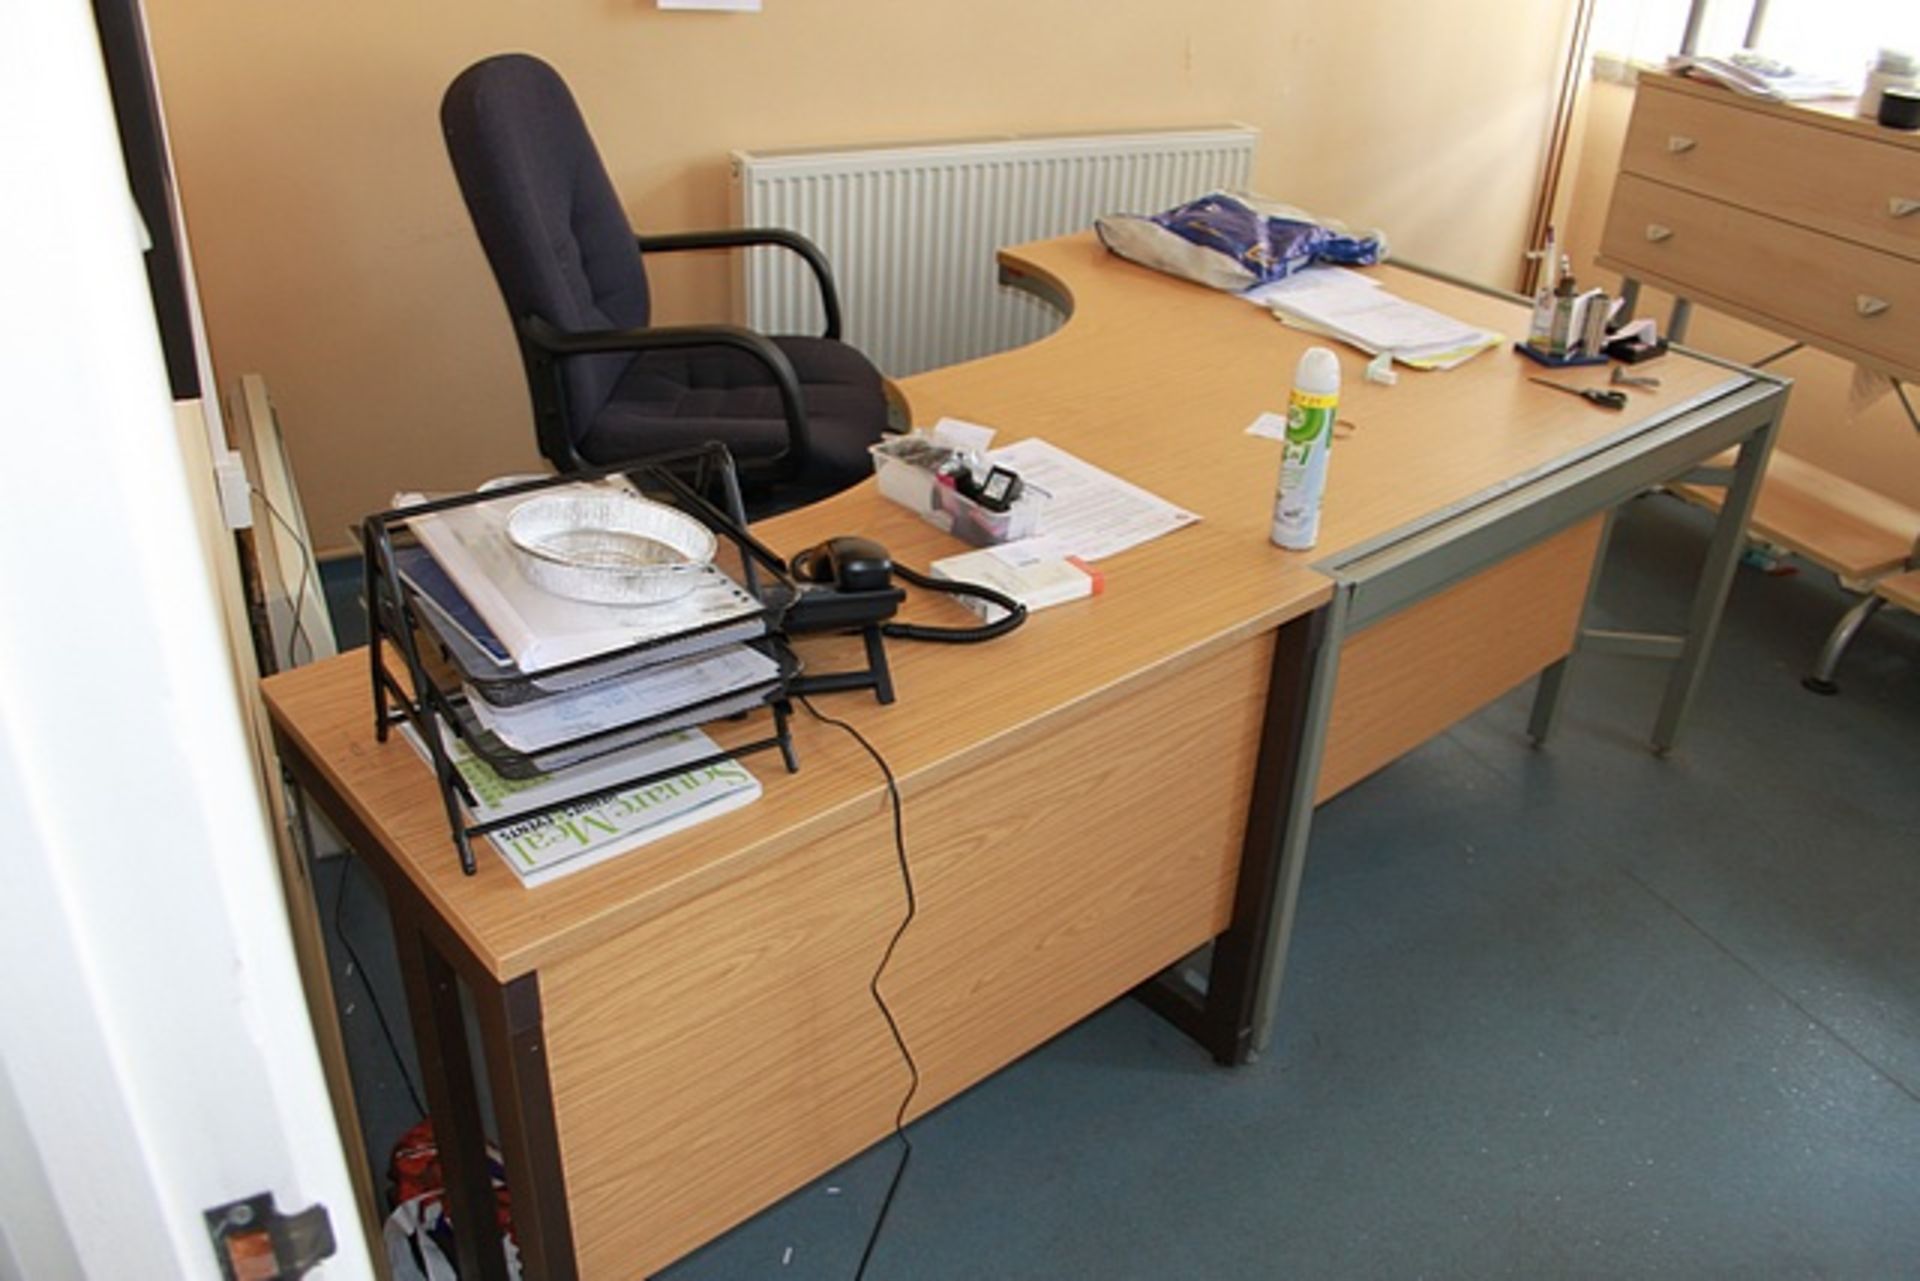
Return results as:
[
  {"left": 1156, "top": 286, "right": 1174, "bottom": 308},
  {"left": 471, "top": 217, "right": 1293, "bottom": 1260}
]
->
[{"left": 1270, "top": 346, "right": 1340, "bottom": 550}]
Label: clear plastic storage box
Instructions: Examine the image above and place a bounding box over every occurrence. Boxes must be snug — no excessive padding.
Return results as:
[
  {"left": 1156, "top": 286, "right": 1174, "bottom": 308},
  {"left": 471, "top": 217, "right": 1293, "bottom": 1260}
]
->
[{"left": 870, "top": 436, "right": 1048, "bottom": 546}]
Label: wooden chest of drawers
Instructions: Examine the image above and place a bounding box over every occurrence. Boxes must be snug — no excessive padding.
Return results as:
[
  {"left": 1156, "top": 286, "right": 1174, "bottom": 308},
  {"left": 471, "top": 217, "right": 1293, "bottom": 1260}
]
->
[{"left": 1599, "top": 71, "right": 1920, "bottom": 384}]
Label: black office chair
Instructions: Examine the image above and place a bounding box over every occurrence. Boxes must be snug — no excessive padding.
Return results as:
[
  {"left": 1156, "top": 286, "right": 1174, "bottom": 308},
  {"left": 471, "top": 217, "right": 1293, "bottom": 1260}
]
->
[{"left": 440, "top": 53, "right": 889, "bottom": 519}]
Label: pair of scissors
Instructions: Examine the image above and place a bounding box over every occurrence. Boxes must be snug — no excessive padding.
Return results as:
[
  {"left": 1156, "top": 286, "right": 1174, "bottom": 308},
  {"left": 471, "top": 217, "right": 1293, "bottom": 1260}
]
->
[
  {"left": 1529, "top": 377, "right": 1628, "bottom": 410},
  {"left": 1610, "top": 367, "right": 1662, "bottom": 390}
]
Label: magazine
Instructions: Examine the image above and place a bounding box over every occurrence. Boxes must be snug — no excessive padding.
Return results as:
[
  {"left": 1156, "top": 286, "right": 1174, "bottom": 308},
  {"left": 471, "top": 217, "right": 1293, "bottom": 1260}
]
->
[{"left": 408, "top": 725, "right": 762, "bottom": 887}]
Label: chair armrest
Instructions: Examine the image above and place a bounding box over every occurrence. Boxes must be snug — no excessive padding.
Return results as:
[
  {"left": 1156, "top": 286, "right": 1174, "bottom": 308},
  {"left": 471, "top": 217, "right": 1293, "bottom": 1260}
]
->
[
  {"left": 520, "top": 316, "right": 812, "bottom": 479},
  {"left": 635, "top": 227, "right": 844, "bottom": 341}
]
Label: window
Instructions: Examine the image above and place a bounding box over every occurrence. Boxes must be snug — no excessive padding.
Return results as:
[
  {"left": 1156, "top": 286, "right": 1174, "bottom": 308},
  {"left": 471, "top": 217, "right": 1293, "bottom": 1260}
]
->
[{"left": 1592, "top": 0, "right": 1920, "bottom": 78}]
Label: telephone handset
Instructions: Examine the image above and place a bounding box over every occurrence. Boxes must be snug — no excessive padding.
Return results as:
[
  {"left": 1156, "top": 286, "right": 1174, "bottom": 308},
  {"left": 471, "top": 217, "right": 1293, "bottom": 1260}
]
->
[
  {"left": 787, "top": 536, "right": 1027, "bottom": 643},
  {"left": 788, "top": 536, "right": 896, "bottom": 594}
]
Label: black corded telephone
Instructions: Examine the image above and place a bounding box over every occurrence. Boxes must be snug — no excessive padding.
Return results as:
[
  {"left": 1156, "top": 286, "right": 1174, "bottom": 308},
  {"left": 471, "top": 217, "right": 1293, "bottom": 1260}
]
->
[{"left": 786, "top": 535, "right": 1027, "bottom": 643}]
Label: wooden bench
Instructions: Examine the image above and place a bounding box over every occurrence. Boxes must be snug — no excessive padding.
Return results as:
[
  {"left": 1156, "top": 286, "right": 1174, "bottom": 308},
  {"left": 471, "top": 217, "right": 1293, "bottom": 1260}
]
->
[
  {"left": 1676, "top": 449, "right": 1919, "bottom": 692},
  {"left": 1878, "top": 569, "right": 1920, "bottom": 616}
]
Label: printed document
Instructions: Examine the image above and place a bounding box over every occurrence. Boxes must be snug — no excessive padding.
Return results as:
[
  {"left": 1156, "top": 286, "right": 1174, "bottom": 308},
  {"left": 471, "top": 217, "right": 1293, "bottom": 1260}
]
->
[
  {"left": 1239, "top": 266, "right": 1381, "bottom": 308},
  {"left": 1267, "top": 284, "right": 1502, "bottom": 370},
  {"left": 986, "top": 439, "right": 1199, "bottom": 561}
]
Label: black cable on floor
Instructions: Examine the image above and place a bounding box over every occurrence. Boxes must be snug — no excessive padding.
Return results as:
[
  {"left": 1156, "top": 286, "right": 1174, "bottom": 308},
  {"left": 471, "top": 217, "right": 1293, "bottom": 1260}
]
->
[
  {"left": 330, "top": 855, "right": 428, "bottom": 1119},
  {"left": 799, "top": 696, "right": 919, "bottom": 1281}
]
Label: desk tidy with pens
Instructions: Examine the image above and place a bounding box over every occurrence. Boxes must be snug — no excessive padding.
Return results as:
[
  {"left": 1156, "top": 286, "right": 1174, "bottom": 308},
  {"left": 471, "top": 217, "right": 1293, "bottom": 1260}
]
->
[{"left": 1516, "top": 227, "right": 1667, "bottom": 370}]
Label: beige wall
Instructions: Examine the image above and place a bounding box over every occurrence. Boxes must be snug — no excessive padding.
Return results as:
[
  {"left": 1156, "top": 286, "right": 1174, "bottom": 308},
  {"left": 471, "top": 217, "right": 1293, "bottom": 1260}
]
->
[
  {"left": 146, "top": 1, "right": 1578, "bottom": 555},
  {"left": 1562, "top": 74, "right": 1920, "bottom": 512}
]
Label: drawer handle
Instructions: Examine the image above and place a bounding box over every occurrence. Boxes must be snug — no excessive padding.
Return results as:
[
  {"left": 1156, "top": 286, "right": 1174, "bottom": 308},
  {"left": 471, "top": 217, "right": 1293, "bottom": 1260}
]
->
[
  {"left": 1667, "top": 135, "right": 1697, "bottom": 153},
  {"left": 1893, "top": 198, "right": 1920, "bottom": 219},
  {"left": 1645, "top": 224, "right": 1674, "bottom": 243},
  {"left": 1856, "top": 295, "right": 1890, "bottom": 318}
]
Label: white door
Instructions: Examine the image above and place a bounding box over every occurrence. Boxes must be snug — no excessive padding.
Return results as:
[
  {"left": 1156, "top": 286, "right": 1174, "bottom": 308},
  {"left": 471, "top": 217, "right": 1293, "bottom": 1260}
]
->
[{"left": 0, "top": 3, "right": 372, "bottom": 1277}]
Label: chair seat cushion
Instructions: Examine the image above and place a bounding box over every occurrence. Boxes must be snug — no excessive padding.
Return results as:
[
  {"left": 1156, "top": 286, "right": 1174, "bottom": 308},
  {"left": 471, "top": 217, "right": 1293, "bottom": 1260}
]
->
[{"left": 577, "top": 336, "right": 889, "bottom": 498}]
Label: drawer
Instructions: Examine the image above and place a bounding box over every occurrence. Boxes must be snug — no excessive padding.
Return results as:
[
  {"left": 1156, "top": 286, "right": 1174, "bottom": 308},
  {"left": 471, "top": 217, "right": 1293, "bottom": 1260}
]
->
[
  {"left": 1622, "top": 82, "right": 1920, "bottom": 262},
  {"left": 1602, "top": 174, "right": 1920, "bottom": 379}
]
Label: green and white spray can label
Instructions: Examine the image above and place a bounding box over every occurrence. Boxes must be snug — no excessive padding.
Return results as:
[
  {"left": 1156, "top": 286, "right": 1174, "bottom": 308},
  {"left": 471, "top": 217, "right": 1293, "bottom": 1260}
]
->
[{"left": 1271, "top": 346, "right": 1340, "bottom": 550}]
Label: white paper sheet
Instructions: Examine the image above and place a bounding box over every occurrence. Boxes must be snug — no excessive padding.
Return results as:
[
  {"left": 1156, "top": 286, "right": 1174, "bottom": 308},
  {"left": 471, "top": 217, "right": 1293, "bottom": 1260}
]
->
[
  {"left": 1245, "top": 411, "right": 1291, "bottom": 441},
  {"left": 929, "top": 416, "right": 998, "bottom": 454},
  {"left": 986, "top": 439, "right": 1199, "bottom": 562},
  {"left": 1239, "top": 266, "right": 1382, "bottom": 308},
  {"left": 1273, "top": 286, "right": 1484, "bottom": 353},
  {"left": 1266, "top": 283, "right": 1504, "bottom": 370},
  {"left": 467, "top": 643, "right": 780, "bottom": 751}
]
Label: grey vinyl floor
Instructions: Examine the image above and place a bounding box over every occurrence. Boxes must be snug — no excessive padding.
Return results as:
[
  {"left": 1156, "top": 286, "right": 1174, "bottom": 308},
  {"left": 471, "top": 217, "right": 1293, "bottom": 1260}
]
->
[{"left": 315, "top": 493, "right": 1920, "bottom": 1280}]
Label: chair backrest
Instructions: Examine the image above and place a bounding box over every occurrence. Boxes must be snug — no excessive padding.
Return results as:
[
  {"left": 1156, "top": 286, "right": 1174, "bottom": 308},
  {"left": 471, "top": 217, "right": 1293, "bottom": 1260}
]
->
[{"left": 441, "top": 54, "right": 650, "bottom": 452}]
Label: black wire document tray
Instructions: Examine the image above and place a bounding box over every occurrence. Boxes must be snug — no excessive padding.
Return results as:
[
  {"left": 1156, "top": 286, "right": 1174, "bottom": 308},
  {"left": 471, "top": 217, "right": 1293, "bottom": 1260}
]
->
[
  {"left": 443, "top": 641, "right": 798, "bottom": 781},
  {"left": 362, "top": 446, "right": 800, "bottom": 875}
]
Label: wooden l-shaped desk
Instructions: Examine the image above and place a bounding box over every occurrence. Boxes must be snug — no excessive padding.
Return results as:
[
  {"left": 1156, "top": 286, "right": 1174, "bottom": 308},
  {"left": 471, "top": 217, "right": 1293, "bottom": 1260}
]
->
[{"left": 264, "top": 233, "right": 1786, "bottom": 1279}]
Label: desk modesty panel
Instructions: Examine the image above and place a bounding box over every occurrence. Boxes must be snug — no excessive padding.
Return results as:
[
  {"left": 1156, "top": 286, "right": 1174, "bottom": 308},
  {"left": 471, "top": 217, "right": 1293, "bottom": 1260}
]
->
[
  {"left": 540, "top": 635, "right": 1272, "bottom": 1275},
  {"left": 264, "top": 233, "right": 1775, "bottom": 1279}
]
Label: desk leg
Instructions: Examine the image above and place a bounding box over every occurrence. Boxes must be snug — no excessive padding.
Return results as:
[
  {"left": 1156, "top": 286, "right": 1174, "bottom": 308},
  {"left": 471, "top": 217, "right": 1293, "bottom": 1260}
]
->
[
  {"left": 1136, "top": 604, "right": 1334, "bottom": 1065},
  {"left": 392, "top": 913, "right": 513, "bottom": 1281},
  {"left": 278, "top": 739, "right": 579, "bottom": 1280},
  {"left": 1528, "top": 509, "right": 1620, "bottom": 747},
  {"left": 1245, "top": 594, "right": 1347, "bottom": 1058},
  {"left": 1649, "top": 411, "right": 1778, "bottom": 756},
  {"left": 471, "top": 977, "right": 577, "bottom": 1281}
]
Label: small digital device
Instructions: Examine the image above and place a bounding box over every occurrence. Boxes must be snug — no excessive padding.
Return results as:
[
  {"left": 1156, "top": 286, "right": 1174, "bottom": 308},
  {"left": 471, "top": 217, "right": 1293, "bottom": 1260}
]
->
[{"left": 969, "top": 466, "right": 1024, "bottom": 512}]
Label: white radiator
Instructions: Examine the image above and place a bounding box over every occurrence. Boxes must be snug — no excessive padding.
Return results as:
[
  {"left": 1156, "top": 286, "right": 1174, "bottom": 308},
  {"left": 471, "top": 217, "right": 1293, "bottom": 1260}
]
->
[{"left": 730, "top": 126, "right": 1257, "bottom": 378}]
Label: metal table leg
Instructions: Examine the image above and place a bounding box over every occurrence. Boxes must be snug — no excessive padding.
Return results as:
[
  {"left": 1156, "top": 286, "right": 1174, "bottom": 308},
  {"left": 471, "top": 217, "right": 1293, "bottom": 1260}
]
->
[
  {"left": 1529, "top": 508, "right": 1621, "bottom": 746},
  {"left": 1650, "top": 409, "right": 1780, "bottom": 755},
  {"left": 1246, "top": 590, "right": 1350, "bottom": 1057},
  {"left": 1136, "top": 606, "right": 1332, "bottom": 1065}
]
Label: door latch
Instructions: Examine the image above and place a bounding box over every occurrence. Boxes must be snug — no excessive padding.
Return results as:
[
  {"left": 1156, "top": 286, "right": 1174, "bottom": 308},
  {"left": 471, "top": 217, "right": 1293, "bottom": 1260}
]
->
[{"left": 205, "top": 1192, "right": 336, "bottom": 1280}]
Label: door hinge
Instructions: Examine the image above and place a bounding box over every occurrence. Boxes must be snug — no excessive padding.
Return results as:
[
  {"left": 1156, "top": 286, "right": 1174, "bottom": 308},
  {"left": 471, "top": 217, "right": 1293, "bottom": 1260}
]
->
[{"left": 205, "top": 1192, "right": 336, "bottom": 1280}]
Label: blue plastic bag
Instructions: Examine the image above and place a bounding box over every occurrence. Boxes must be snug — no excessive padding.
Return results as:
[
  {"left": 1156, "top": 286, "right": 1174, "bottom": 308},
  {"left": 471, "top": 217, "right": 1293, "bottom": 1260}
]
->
[{"left": 1095, "top": 191, "right": 1386, "bottom": 292}]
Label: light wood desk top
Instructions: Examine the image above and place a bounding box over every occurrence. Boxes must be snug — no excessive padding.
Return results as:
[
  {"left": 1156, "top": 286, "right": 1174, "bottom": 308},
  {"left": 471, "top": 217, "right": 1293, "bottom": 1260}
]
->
[{"left": 263, "top": 231, "right": 1744, "bottom": 982}]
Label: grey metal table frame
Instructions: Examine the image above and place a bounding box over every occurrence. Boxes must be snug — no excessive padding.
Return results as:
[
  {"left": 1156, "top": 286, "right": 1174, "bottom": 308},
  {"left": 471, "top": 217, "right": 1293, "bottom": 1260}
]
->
[
  {"left": 1000, "top": 255, "right": 1791, "bottom": 1061},
  {"left": 1243, "top": 359, "right": 1791, "bottom": 1053}
]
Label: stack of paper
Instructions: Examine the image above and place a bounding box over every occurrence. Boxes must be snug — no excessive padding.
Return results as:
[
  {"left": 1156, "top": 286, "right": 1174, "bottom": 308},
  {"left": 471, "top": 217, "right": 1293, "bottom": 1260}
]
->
[
  {"left": 1248, "top": 267, "right": 1503, "bottom": 371},
  {"left": 465, "top": 644, "right": 781, "bottom": 756},
  {"left": 1669, "top": 53, "right": 1854, "bottom": 102},
  {"left": 394, "top": 542, "right": 767, "bottom": 699},
  {"left": 398, "top": 486, "right": 764, "bottom": 673},
  {"left": 392, "top": 479, "right": 780, "bottom": 793}
]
